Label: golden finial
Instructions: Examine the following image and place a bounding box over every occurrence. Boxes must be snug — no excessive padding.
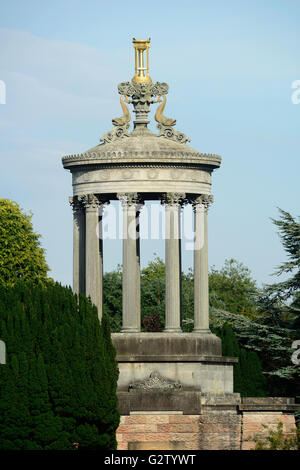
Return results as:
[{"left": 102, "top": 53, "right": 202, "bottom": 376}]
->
[{"left": 132, "top": 38, "right": 152, "bottom": 83}]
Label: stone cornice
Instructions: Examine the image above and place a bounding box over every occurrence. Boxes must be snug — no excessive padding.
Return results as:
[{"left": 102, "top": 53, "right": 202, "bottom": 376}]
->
[{"left": 62, "top": 150, "right": 221, "bottom": 169}]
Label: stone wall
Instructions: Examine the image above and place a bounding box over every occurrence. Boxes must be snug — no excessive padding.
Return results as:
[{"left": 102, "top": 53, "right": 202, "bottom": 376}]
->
[
  {"left": 116, "top": 411, "right": 297, "bottom": 450},
  {"left": 241, "top": 411, "right": 297, "bottom": 450},
  {"left": 117, "top": 414, "right": 201, "bottom": 451}
]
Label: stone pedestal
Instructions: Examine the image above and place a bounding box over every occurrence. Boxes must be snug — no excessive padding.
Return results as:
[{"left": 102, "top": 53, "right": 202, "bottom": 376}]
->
[{"left": 112, "top": 332, "right": 237, "bottom": 408}]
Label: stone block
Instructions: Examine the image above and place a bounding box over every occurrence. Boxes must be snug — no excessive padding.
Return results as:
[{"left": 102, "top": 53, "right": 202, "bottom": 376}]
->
[
  {"left": 117, "top": 424, "right": 157, "bottom": 434},
  {"left": 157, "top": 423, "right": 199, "bottom": 433},
  {"left": 169, "top": 415, "right": 199, "bottom": 423}
]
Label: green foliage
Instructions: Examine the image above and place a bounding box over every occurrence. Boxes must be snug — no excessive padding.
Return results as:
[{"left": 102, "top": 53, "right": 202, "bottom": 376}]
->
[
  {"left": 209, "top": 259, "right": 258, "bottom": 319},
  {"left": 141, "top": 256, "right": 165, "bottom": 328},
  {"left": 214, "top": 323, "right": 268, "bottom": 397},
  {"left": 219, "top": 323, "right": 243, "bottom": 393},
  {"left": 103, "top": 256, "right": 194, "bottom": 333},
  {"left": 0, "top": 282, "right": 119, "bottom": 450},
  {"left": 210, "top": 307, "right": 300, "bottom": 397},
  {"left": 257, "top": 208, "right": 300, "bottom": 329},
  {"left": 271, "top": 209, "right": 300, "bottom": 298},
  {"left": 103, "top": 267, "right": 122, "bottom": 332},
  {"left": 0, "top": 199, "right": 49, "bottom": 287},
  {"left": 251, "top": 421, "right": 300, "bottom": 450}
]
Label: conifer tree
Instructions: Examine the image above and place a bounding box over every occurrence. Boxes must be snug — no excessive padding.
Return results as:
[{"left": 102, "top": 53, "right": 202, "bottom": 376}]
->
[
  {"left": 0, "top": 282, "right": 120, "bottom": 450},
  {"left": 221, "top": 323, "right": 243, "bottom": 393},
  {"left": 218, "top": 323, "right": 268, "bottom": 397}
]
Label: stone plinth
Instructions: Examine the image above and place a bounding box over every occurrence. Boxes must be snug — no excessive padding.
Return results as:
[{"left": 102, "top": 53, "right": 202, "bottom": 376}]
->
[
  {"left": 112, "top": 332, "right": 238, "bottom": 408},
  {"left": 112, "top": 332, "right": 222, "bottom": 358}
]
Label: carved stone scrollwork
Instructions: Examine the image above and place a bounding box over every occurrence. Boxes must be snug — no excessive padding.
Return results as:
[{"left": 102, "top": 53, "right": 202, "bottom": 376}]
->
[
  {"left": 150, "top": 82, "right": 169, "bottom": 97},
  {"left": 128, "top": 372, "right": 182, "bottom": 392},
  {"left": 100, "top": 123, "right": 130, "bottom": 144},
  {"left": 192, "top": 194, "right": 214, "bottom": 212},
  {"left": 161, "top": 192, "right": 186, "bottom": 206},
  {"left": 157, "top": 123, "right": 191, "bottom": 145}
]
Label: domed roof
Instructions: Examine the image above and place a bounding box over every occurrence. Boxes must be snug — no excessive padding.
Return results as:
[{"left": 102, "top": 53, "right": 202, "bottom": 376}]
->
[{"left": 62, "top": 131, "right": 221, "bottom": 170}]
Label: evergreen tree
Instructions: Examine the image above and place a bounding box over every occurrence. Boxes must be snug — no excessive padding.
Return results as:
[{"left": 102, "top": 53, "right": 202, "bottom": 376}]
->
[
  {"left": 257, "top": 208, "right": 300, "bottom": 328},
  {"left": 216, "top": 323, "right": 268, "bottom": 397},
  {"left": 0, "top": 282, "right": 119, "bottom": 450},
  {"left": 220, "top": 323, "right": 243, "bottom": 394}
]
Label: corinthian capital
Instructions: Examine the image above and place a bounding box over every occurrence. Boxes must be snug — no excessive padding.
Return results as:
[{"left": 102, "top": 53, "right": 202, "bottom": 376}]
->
[
  {"left": 69, "top": 196, "right": 83, "bottom": 213},
  {"left": 117, "top": 192, "right": 143, "bottom": 209},
  {"left": 161, "top": 192, "right": 186, "bottom": 206},
  {"left": 79, "top": 194, "right": 109, "bottom": 211},
  {"left": 192, "top": 194, "right": 214, "bottom": 212}
]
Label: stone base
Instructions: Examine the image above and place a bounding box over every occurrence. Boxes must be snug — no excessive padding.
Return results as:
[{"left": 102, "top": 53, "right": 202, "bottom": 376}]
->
[
  {"left": 116, "top": 398, "right": 299, "bottom": 450},
  {"left": 112, "top": 332, "right": 223, "bottom": 359},
  {"left": 113, "top": 333, "right": 299, "bottom": 449},
  {"left": 112, "top": 332, "right": 237, "bottom": 395},
  {"left": 117, "top": 390, "right": 240, "bottom": 415}
]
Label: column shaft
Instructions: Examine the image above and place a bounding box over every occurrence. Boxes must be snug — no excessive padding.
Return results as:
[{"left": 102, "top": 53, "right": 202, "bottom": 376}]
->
[
  {"left": 193, "top": 195, "right": 213, "bottom": 333},
  {"left": 70, "top": 197, "right": 85, "bottom": 295},
  {"left": 163, "top": 193, "right": 185, "bottom": 333},
  {"left": 136, "top": 209, "right": 141, "bottom": 330},
  {"left": 118, "top": 193, "right": 141, "bottom": 332},
  {"left": 83, "top": 194, "right": 103, "bottom": 322}
]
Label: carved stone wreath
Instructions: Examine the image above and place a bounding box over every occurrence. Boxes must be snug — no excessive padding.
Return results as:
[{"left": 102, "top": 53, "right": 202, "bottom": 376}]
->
[{"left": 128, "top": 372, "right": 182, "bottom": 392}]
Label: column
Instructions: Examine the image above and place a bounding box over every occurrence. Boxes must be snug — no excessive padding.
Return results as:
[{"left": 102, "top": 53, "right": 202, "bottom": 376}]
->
[
  {"left": 69, "top": 196, "right": 85, "bottom": 295},
  {"left": 136, "top": 203, "right": 143, "bottom": 330},
  {"left": 162, "top": 192, "right": 185, "bottom": 333},
  {"left": 118, "top": 193, "right": 142, "bottom": 333},
  {"left": 193, "top": 194, "right": 213, "bottom": 333},
  {"left": 81, "top": 194, "right": 104, "bottom": 322}
]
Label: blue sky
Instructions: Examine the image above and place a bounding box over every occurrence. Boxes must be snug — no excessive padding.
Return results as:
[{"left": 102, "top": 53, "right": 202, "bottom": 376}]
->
[{"left": 0, "top": 0, "right": 299, "bottom": 287}]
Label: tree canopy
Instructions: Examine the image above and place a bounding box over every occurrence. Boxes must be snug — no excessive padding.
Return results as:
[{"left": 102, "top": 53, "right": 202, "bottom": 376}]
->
[
  {"left": 0, "top": 199, "right": 49, "bottom": 287},
  {"left": 209, "top": 258, "right": 258, "bottom": 319}
]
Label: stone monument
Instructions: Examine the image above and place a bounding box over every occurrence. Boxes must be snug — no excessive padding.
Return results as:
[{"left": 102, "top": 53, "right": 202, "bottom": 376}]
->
[{"left": 63, "top": 38, "right": 299, "bottom": 450}]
